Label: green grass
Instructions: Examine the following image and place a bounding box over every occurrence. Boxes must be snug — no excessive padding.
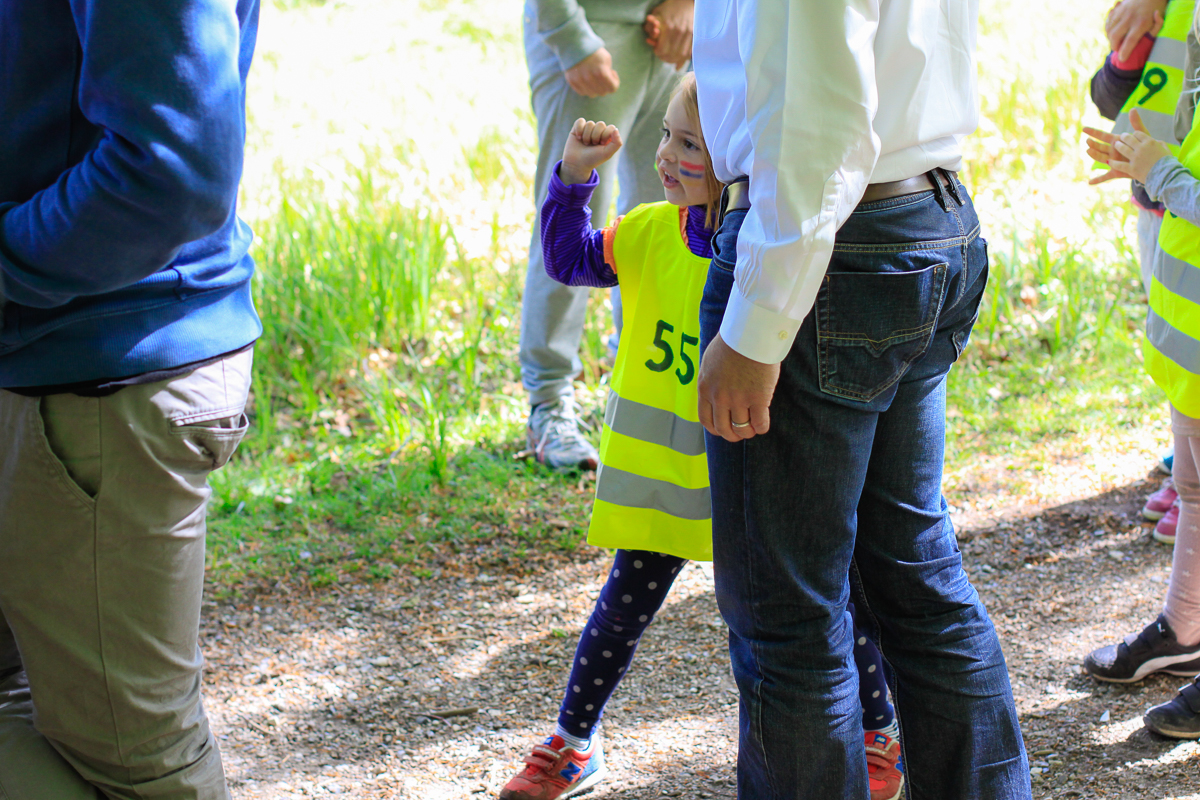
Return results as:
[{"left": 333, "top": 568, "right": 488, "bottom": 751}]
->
[{"left": 205, "top": 0, "right": 1170, "bottom": 595}]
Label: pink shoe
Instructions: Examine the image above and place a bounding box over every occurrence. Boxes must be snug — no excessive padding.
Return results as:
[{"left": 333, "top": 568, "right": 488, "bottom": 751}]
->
[
  {"left": 1154, "top": 498, "right": 1181, "bottom": 545},
  {"left": 1144, "top": 479, "right": 1178, "bottom": 521}
]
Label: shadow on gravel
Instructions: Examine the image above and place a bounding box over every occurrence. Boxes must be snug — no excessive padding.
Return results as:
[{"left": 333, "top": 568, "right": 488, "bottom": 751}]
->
[
  {"left": 952, "top": 474, "right": 1200, "bottom": 797},
  {"left": 206, "top": 473, "right": 1200, "bottom": 798}
]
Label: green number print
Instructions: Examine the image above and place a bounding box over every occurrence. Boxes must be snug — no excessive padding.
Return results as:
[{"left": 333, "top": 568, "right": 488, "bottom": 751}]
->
[
  {"left": 645, "top": 320, "right": 675, "bottom": 372},
  {"left": 675, "top": 333, "right": 698, "bottom": 385},
  {"left": 645, "top": 320, "right": 698, "bottom": 385},
  {"left": 1138, "top": 67, "right": 1168, "bottom": 106}
]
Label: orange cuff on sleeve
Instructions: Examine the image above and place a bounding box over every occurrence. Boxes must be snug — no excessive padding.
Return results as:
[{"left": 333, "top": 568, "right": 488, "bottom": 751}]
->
[{"left": 602, "top": 215, "right": 624, "bottom": 274}]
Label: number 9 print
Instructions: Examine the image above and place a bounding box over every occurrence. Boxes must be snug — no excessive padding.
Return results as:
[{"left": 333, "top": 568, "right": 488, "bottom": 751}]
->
[
  {"left": 644, "top": 319, "right": 699, "bottom": 385},
  {"left": 1138, "top": 67, "right": 1167, "bottom": 105}
]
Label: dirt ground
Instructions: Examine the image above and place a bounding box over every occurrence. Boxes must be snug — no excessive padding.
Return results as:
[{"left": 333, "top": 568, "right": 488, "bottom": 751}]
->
[{"left": 206, "top": 434, "right": 1200, "bottom": 800}]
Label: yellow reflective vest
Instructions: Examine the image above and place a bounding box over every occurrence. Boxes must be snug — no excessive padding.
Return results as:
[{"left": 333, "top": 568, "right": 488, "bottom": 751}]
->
[
  {"left": 1149, "top": 101, "right": 1200, "bottom": 417},
  {"left": 1112, "top": 0, "right": 1194, "bottom": 143},
  {"left": 588, "top": 201, "right": 712, "bottom": 561}
]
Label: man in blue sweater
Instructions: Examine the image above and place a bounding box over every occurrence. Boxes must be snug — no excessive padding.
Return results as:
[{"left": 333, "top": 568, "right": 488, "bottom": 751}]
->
[{"left": 0, "top": 1, "right": 261, "bottom": 796}]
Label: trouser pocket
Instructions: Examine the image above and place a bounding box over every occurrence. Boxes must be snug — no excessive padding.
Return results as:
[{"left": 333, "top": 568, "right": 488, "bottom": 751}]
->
[
  {"left": 170, "top": 413, "right": 250, "bottom": 471},
  {"left": 816, "top": 262, "right": 948, "bottom": 403}
]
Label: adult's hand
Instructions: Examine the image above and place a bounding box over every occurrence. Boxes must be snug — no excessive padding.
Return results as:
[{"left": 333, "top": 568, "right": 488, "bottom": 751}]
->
[
  {"left": 643, "top": 0, "right": 694, "bottom": 68},
  {"left": 565, "top": 48, "right": 620, "bottom": 98},
  {"left": 698, "top": 333, "right": 780, "bottom": 442},
  {"left": 1107, "top": 0, "right": 1167, "bottom": 62}
]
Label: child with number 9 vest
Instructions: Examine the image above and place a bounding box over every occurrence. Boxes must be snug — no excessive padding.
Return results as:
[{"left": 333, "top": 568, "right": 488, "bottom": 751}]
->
[
  {"left": 500, "top": 73, "right": 905, "bottom": 800},
  {"left": 1083, "top": 4, "right": 1200, "bottom": 738},
  {"left": 1089, "top": 0, "right": 1196, "bottom": 543}
]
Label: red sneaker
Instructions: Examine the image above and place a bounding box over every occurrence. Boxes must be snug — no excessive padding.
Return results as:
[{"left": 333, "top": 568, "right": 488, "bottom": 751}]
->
[
  {"left": 1144, "top": 479, "right": 1178, "bottom": 521},
  {"left": 1154, "top": 498, "right": 1181, "bottom": 545},
  {"left": 865, "top": 731, "right": 904, "bottom": 800},
  {"left": 500, "top": 735, "right": 606, "bottom": 800}
]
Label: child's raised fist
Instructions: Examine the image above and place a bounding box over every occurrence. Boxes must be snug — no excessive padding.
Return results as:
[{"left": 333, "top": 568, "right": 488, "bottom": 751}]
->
[{"left": 559, "top": 118, "right": 624, "bottom": 185}]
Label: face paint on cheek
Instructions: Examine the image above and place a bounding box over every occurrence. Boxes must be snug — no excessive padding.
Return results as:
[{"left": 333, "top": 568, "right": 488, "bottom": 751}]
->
[{"left": 679, "top": 160, "right": 706, "bottom": 180}]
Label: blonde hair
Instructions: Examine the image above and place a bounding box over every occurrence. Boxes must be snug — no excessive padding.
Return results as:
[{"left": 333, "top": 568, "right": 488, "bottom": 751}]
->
[{"left": 672, "top": 72, "right": 724, "bottom": 230}]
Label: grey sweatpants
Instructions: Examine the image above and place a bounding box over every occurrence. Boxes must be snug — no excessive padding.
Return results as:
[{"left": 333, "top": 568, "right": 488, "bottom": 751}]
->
[
  {"left": 519, "top": 9, "right": 680, "bottom": 406},
  {"left": 0, "top": 350, "right": 252, "bottom": 799}
]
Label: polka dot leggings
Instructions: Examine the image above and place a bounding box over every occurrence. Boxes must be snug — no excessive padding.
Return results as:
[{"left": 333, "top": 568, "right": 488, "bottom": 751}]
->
[
  {"left": 557, "top": 549, "right": 894, "bottom": 737},
  {"left": 557, "top": 550, "right": 682, "bottom": 736}
]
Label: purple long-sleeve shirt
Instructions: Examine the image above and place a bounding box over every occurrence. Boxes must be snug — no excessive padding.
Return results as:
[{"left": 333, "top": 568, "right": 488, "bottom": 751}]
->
[{"left": 541, "top": 161, "right": 714, "bottom": 288}]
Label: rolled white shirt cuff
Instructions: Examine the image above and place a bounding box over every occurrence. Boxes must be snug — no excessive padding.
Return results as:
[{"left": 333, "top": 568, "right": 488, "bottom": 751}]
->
[{"left": 717, "top": 286, "right": 803, "bottom": 365}]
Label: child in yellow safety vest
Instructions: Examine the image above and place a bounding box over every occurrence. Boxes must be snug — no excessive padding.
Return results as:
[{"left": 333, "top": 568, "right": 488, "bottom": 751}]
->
[
  {"left": 1084, "top": 9, "right": 1200, "bottom": 736},
  {"left": 500, "top": 73, "right": 904, "bottom": 800},
  {"left": 1089, "top": 0, "right": 1196, "bottom": 543}
]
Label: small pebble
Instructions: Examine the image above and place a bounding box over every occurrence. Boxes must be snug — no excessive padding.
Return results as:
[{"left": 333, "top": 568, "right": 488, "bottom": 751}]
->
[{"left": 1099, "top": 710, "right": 1111, "bottom": 723}]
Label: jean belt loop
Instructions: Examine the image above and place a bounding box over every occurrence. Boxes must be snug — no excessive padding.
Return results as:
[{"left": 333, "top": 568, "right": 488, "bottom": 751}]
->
[
  {"left": 941, "top": 168, "right": 964, "bottom": 206},
  {"left": 927, "top": 170, "right": 949, "bottom": 212},
  {"left": 720, "top": 178, "right": 751, "bottom": 227}
]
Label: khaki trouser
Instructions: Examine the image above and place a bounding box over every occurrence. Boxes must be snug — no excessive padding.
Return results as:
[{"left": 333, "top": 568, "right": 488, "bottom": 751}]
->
[{"left": 0, "top": 350, "right": 252, "bottom": 799}]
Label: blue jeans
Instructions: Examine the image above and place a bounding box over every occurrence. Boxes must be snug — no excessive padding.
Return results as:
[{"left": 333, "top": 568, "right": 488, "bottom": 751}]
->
[{"left": 701, "top": 185, "right": 1030, "bottom": 800}]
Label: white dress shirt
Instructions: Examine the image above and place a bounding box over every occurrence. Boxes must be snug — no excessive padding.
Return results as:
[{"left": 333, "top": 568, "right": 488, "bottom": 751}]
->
[{"left": 693, "top": 0, "right": 980, "bottom": 364}]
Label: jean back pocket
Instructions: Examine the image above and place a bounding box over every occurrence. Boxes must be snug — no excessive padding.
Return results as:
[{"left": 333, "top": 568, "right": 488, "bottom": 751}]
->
[{"left": 816, "top": 262, "right": 948, "bottom": 404}]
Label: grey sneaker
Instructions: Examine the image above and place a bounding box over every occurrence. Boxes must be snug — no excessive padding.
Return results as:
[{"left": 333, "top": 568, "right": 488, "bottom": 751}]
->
[{"left": 528, "top": 398, "right": 598, "bottom": 472}]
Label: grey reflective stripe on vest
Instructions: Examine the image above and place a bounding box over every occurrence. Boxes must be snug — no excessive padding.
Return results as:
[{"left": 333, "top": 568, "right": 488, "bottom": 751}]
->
[
  {"left": 1150, "top": 36, "right": 1189, "bottom": 77},
  {"left": 1114, "top": 107, "right": 1178, "bottom": 142},
  {"left": 1154, "top": 246, "right": 1200, "bottom": 304},
  {"left": 604, "top": 391, "right": 706, "bottom": 456},
  {"left": 1148, "top": 308, "right": 1200, "bottom": 372},
  {"left": 595, "top": 463, "right": 711, "bottom": 520}
]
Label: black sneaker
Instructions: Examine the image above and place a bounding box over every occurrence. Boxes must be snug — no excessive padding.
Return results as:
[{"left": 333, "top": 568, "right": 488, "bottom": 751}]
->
[
  {"left": 1144, "top": 675, "right": 1200, "bottom": 739},
  {"left": 1083, "top": 614, "right": 1200, "bottom": 683}
]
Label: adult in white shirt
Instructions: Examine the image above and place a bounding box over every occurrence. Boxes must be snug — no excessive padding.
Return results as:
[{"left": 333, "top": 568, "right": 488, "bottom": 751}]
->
[{"left": 692, "top": 2, "right": 1032, "bottom": 798}]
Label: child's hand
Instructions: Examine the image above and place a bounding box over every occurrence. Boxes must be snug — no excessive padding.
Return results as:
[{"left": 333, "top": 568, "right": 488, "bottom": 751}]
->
[
  {"left": 1084, "top": 109, "right": 1171, "bottom": 185},
  {"left": 559, "top": 118, "right": 623, "bottom": 185}
]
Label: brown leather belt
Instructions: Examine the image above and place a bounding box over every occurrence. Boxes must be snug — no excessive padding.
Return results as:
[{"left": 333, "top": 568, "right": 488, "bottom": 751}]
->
[
  {"left": 720, "top": 169, "right": 960, "bottom": 220},
  {"left": 860, "top": 170, "right": 958, "bottom": 203}
]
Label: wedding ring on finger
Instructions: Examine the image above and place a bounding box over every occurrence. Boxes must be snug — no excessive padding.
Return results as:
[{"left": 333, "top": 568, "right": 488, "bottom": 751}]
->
[{"left": 731, "top": 420, "right": 751, "bottom": 429}]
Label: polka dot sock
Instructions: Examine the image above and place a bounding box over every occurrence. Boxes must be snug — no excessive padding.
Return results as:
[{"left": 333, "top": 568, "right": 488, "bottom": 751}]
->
[{"left": 555, "top": 550, "right": 687, "bottom": 737}]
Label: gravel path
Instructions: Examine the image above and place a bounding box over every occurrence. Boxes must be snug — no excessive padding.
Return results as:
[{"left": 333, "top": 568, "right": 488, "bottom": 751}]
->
[{"left": 208, "top": 438, "right": 1200, "bottom": 799}]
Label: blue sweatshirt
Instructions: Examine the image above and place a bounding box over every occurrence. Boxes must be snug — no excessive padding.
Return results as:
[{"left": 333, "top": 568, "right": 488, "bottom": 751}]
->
[{"left": 0, "top": 0, "right": 262, "bottom": 388}]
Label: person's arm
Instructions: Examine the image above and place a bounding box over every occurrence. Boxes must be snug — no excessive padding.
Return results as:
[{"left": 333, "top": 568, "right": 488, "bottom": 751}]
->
[
  {"left": 529, "top": 0, "right": 605, "bottom": 72},
  {"left": 717, "top": 0, "right": 880, "bottom": 366},
  {"left": 0, "top": 0, "right": 248, "bottom": 309},
  {"left": 694, "top": 0, "right": 880, "bottom": 440},
  {"left": 528, "top": 0, "right": 620, "bottom": 97},
  {"left": 541, "top": 165, "right": 619, "bottom": 288},
  {"left": 1090, "top": 35, "right": 1156, "bottom": 120},
  {"left": 1145, "top": 157, "right": 1200, "bottom": 225}
]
